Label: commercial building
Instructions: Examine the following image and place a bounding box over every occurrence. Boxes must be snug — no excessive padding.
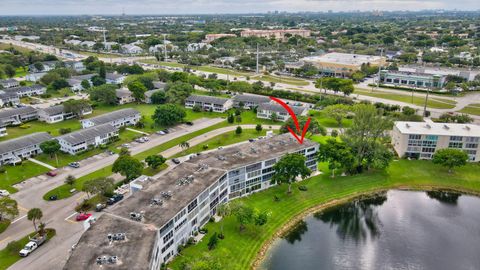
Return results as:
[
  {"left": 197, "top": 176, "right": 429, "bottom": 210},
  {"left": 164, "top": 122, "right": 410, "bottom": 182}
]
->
[
  {"left": 240, "top": 29, "right": 311, "bottom": 40},
  {"left": 232, "top": 94, "right": 270, "bottom": 109},
  {"left": 64, "top": 133, "right": 319, "bottom": 269},
  {"left": 392, "top": 121, "right": 480, "bottom": 161},
  {"left": 185, "top": 95, "right": 232, "bottom": 113},
  {"left": 38, "top": 104, "right": 92, "bottom": 123},
  {"left": 57, "top": 124, "right": 119, "bottom": 155},
  {"left": 204, "top": 33, "right": 236, "bottom": 43},
  {"left": 0, "top": 132, "right": 53, "bottom": 165},
  {"left": 0, "top": 78, "right": 20, "bottom": 89},
  {"left": 294, "top": 53, "right": 386, "bottom": 77},
  {"left": 257, "top": 103, "right": 307, "bottom": 121},
  {"left": 81, "top": 108, "right": 141, "bottom": 129},
  {"left": 379, "top": 70, "right": 446, "bottom": 89},
  {"left": 398, "top": 66, "right": 480, "bottom": 82}
]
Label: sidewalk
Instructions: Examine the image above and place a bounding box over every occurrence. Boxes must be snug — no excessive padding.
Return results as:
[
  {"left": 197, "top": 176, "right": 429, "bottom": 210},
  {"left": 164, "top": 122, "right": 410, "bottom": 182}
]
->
[{"left": 28, "top": 158, "right": 56, "bottom": 170}]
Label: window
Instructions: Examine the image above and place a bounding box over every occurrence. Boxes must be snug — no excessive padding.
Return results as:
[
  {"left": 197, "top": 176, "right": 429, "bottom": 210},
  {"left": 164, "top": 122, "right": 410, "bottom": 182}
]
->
[
  {"left": 448, "top": 142, "right": 463, "bottom": 148},
  {"left": 187, "top": 199, "right": 198, "bottom": 213},
  {"left": 450, "top": 136, "right": 463, "bottom": 142},
  {"left": 465, "top": 143, "right": 478, "bottom": 149}
]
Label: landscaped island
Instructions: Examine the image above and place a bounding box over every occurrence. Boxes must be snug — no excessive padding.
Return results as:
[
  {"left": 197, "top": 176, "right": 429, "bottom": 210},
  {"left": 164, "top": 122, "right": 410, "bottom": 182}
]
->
[{"left": 168, "top": 159, "right": 480, "bottom": 269}]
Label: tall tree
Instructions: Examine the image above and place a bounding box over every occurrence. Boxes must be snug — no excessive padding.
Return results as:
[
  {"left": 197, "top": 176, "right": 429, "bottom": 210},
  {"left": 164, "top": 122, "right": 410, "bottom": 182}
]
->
[
  {"left": 317, "top": 139, "right": 354, "bottom": 178},
  {"left": 82, "top": 177, "right": 114, "bottom": 198},
  {"left": 62, "top": 99, "right": 91, "bottom": 118},
  {"left": 128, "top": 81, "right": 147, "bottom": 102},
  {"left": 342, "top": 104, "right": 393, "bottom": 173},
  {"left": 323, "top": 104, "right": 351, "bottom": 128},
  {"left": 230, "top": 201, "right": 254, "bottom": 231},
  {"left": 145, "top": 155, "right": 166, "bottom": 169},
  {"left": 432, "top": 148, "right": 469, "bottom": 173},
  {"left": 27, "top": 208, "right": 43, "bottom": 232},
  {"left": 89, "top": 84, "right": 118, "bottom": 105},
  {"left": 40, "top": 140, "right": 61, "bottom": 160},
  {"left": 271, "top": 153, "right": 311, "bottom": 194},
  {"left": 112, "top": 155, "right": 144, "bottom": 181},
  {"left": 152, "top": 104, "right": 186, "bottom": 126}
]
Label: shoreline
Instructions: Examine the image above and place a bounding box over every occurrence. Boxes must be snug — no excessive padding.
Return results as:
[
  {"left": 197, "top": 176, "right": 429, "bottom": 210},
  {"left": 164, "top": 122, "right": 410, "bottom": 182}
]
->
[{"left": 252, "top": 186, "right": 480, "bottom": 270}]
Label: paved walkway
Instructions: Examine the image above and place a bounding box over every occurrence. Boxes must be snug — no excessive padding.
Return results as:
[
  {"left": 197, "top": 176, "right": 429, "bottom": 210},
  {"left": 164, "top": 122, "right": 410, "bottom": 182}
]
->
[
  {"left": 28, "top": 158, "right": 56, "bottom": 170},
  {"left": 126, "top": 127, "right": 150, "bottom": 135}
]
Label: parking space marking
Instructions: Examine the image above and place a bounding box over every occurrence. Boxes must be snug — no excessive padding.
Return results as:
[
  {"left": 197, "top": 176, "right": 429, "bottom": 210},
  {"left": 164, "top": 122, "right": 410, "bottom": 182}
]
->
[
  {"left": 64, "top": 212, "right": 78, "bottom": 224},
  {"left": 12, "top": 214, "right": 27, "bottom": 224}
]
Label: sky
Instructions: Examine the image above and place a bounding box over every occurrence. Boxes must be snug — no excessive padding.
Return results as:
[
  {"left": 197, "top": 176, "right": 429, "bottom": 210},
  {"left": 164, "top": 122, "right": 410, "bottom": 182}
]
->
[{"left": 0, "top": 0, "right": 479, "bottom": 15}]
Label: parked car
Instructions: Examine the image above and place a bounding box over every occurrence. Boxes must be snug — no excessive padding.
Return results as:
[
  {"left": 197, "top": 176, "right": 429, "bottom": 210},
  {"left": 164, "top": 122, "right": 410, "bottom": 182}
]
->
[
  {"left": 19, "top": 235, "right": 46, "bottom": 257},
  {"left": 185, "top": 121, "right": 194, "bottom": 126},
  {"left": 68, "top": 162, "right": 80, "bottom": 168},
  {"left": 172, "top": 158, "right": 181, "bottom": 164},
  {"left": 135, "top": 138, "right": 146, "bottom": 143},
  {"left": 156, "top": 130, "right": 166, "bottom": 135},
  {"left": 76, "top": 213, "right": 92, "bottom": 221},
  {"left": 121, "top": 143, "right": 131, "bottom": 148},
  {"left": 163, "top": 129, "right": 169, "bottom": 134},
  {"left": 46, "top": 171, "right": 57, "bottom": 177},
  {"left": 105, "top": 150, "right": 115, "bottom": 156},
  {"left": 0, "top": 190, "right": 10, "bottom": 197},
  {"left": 142, "top": 136, "right": 149, "bottom": 142},
  {"left": 107, "top": 194, "right": 124, "bottom": 205},
  {"left": 95, "top": 203, "right": 106, "bottom": 212},
  {"left": 248, "top": 139, "right": 255, "bottom": 142},
  {"left": 48, "top": 195, "right": 57, "bottom": 201}
]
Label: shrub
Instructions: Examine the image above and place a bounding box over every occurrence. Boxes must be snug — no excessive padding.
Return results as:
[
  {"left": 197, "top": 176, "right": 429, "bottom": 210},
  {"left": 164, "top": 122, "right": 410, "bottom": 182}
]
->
[
  {"left": 19, "top": 124, "right": 31, "bottom": 129},
  {"left": 59, "top": 128, "right": 71, "bottom": 134},
  {"left": 202, "top": 144, "right": 209, "bottom": 150},
  {"left": 40, "top": 93, "right": 52, "bottom": 98},
  {"left": 298, "top": 185, "right": 308, "bottom": 191},
  {"left": 0, "top": 166, "right": 5, "bottom": 174},
  {"left": 207, "top": 232, "right": 218, "bottom": 250},
  {"left": 331, "top": 130, "right": 339, "bottom": 137},
  {"left": 209, "top": 216, "right": 215, "bottom": 223}
]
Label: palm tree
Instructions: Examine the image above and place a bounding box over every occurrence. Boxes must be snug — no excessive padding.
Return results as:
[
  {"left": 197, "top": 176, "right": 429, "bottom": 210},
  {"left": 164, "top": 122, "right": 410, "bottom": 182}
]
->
[
  {"left": 27, "top": 208, "right": 43, "bottom": 232},
  {"left": 179, "top": 141, "right": 190, "bottom": 149}
]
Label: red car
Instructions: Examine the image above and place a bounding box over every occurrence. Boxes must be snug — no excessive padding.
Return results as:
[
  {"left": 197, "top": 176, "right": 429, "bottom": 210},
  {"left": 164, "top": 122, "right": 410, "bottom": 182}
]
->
[
  {"left": 75, "top": 213, "right": 92, "bottom": 221},
  {"left": 46, "top": 171, "right": 57, "bottom": 177}
]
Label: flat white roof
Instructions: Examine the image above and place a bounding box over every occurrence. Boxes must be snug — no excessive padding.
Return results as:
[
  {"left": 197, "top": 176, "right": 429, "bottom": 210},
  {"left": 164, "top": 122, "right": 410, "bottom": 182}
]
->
[
  {"left": 302, "top": 53, "right": 383, "bottom": 66},
  {"left": 394, "top": 121, "right": 480, "bottom": 137}
]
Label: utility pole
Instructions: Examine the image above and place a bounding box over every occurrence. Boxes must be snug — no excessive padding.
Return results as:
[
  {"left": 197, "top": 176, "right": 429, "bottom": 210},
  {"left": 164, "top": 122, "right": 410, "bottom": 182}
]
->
[
  {"left": 423, "top": 86, "right": 430, "bottom": 117},
  {"left": 163, "top": 34, "right": 168, "bottom": 61},
  {"left": 375, "top": 47, "right": 384, "bottom": 92},
  {"left": 103, "top": 30, "right": 107, "bottom": 51},
  {"left": 256, "top": 43, "right": 259, "bottom": 74}
]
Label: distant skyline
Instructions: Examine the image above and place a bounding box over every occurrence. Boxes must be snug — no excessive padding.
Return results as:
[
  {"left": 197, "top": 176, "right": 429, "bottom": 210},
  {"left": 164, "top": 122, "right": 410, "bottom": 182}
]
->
[{"left": 0, "top": 0, "right": 479, "bottom": 15}]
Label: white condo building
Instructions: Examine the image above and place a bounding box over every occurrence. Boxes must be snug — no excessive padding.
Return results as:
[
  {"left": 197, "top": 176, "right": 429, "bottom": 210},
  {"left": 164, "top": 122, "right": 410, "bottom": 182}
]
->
[
  {"left": 392, "top": 121, "right": 480, "bottom": 161},
  {"left": 64, "top": 134, "right": 319, "bottom": 269}
]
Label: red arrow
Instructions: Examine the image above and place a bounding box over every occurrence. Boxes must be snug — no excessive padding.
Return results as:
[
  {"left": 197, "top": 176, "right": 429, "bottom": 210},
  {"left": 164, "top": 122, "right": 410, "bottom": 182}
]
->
[{"left": 269, "top": 97, "right": 311, "bottom": 144}]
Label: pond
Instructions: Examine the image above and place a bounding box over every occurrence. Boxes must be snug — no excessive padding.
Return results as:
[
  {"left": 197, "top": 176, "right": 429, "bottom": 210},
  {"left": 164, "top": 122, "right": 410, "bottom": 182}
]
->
[{"left": 261, "top": 190, "right": 480, "bottom": 270}]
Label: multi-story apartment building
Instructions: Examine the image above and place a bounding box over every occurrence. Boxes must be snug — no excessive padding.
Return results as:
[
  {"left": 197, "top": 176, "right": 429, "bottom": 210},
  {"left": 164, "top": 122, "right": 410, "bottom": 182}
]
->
[
  {"left": 185, "top": 95, "right": 232, "bottom": 113},
  {"left": 64, "top": 134, "right": 319, "bottom": 269},
  {"left": 240, "top": 29, "right": 311, "bottom": 40},
  {"left": 38, "top": 104, "right": 92, "bottom": 123},
  {"left": 81, "top": 108, "right": 141, "bottom": 129},
  {"left": 57, "top": 124, "right": 119, "bottom": 155},
  {"left": 257, "top": 103, "right": 307, "bottom": 122},
  {"left": 204, "top": 33, "right": 236, "bottom": 43},
  {"left": 379, "top": 70, "right": 446, "bottom": 89},
  {"left": 0, "top": 132, "right": 53, "bottom": 165},
  {"left": 392, "top": 121, "right": 480, "bottom": 161}
]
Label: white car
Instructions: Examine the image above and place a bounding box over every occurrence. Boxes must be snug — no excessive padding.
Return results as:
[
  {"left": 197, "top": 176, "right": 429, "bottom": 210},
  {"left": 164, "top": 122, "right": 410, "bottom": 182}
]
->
[{"left": 0, "top": 190, "right": 10, "bottom": 197}]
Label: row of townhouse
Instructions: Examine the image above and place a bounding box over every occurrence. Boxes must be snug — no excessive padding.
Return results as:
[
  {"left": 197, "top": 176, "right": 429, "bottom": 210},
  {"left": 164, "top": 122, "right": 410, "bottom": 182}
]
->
[
  {"left": 184, "top": 93, "right": 309, "bottom": 121},
  {"left": 0, "top": 106, "right": 38, "bottom": 136},
  {"left": 0, "top": 85, "right": 46, "bottom": 107},
  {"left": 0, "top": 132, "right": 53, "bottom": 165},
  {"left": 0, "top": 108, "right": 140, "bottom": 162},
  {"left": 0, "top": 78, "right": 20, "bottom": 89},
  {"left": 67, "top": 73, "right": 127, "bottom": 92},
  {"left": 81, "top": 108, "right": 141, "bottom": 129},
  {"left": 392, "top": 120, "right": 480, "bottom": 161},
  {"left": 64, "top": 133, "right": 319, "bottom": 269},
  {"left": 37, "top": 104, "right": 93, "bottom": 124},
  {"left": 57, "top": 124, "right": 119, "bottom": 155}
]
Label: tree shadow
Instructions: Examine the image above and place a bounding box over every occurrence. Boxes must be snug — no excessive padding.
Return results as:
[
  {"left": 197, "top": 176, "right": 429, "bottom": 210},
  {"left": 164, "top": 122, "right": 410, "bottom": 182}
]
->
[
  {"left": 426, "top": 191, "right": 461, "bottom": 205},
  {"left": 283, "top": 220, "right": 308, "bottom": 244},
  {"left": 314, "top": 193, "right": 387, "bottom": 243}
]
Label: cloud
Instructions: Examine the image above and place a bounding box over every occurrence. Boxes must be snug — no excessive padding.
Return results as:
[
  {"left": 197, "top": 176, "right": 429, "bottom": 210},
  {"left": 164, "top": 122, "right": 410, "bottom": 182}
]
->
[{"left": 0, "top": 0, "right": 478, "bottom": 15}]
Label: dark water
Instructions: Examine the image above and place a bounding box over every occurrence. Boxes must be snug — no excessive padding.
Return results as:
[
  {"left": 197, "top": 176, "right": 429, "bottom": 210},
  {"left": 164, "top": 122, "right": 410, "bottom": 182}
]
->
[{"left": 262, "top": 190, "right": 480, "bottom": 270}]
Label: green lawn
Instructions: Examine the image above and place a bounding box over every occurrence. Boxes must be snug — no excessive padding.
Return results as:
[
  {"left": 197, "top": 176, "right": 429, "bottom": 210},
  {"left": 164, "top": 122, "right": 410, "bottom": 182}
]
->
[
  {"left": 253, "top": 74, "right": 310, "bottom": 87},
  {"left": 168, "top": 159, "right": 480, "bottom": 269},
  {"left": 0, "top": 161, "right": 50, "bottom": 193},
  {"left": 308, "top": 110, "right": 352, "bottom": 128},
  {"left": 458, "top": 104, "right": 480, "bottom": 116},
  {"left": 72, "top": 50, "right": 121, "bottom": 58},
  {"left": 14, "top": 67, "right": 28, "bottom": 78},
  {"left": 0, "top": 220, "right": 11, "bottom": 234},
  {"left": 355, "top": 88, "right": 456, "bottom": 109},
  {"left": 0, "top": 43, "right": 33, "bottom": 54},
  {"left": 0, "top": 119, "right": 82, "bottom": 142},
  {"left": 0, "top": 228, "right": 56, "bottom": 270},
  {"left": 171, "top": 129, "right": 270, "bottom": 158}
]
